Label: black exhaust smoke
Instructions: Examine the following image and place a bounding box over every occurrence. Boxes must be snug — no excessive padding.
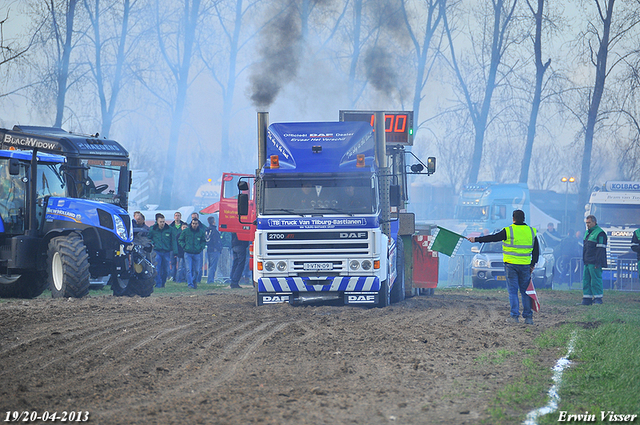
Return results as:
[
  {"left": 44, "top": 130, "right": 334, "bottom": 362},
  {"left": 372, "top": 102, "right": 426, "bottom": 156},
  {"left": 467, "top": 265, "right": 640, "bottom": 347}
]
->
[{"left": 250, "top": 9, "right": 302, "bottom": 108}]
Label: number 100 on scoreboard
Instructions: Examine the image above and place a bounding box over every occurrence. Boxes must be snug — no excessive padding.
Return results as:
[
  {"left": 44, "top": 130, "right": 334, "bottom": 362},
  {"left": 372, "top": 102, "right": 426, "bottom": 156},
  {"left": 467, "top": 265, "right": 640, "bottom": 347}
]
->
[{"left": 339, "top": 110, "right": 414, "bottom": 146}]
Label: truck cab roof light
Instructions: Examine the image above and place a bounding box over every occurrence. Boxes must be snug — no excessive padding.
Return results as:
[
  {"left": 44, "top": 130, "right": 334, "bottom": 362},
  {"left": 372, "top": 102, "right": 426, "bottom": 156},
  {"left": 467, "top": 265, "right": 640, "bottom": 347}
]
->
[
  {"left": 270, "top": 155, "right": 279, "bottom": 169},
  {"left": 356, "top": 154, "right": 365, "bottom": 168}
]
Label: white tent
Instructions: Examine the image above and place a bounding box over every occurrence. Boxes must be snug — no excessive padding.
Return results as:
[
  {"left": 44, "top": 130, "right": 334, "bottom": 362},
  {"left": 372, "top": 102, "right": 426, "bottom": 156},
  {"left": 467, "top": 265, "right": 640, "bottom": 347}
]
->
[{"left": 529, "top": 203, "right": 560, "bottom": 232}]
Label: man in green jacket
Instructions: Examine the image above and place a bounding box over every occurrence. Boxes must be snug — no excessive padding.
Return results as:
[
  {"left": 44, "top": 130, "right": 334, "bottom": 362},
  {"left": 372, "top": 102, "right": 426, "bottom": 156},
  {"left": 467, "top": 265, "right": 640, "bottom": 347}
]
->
[
  {"left": 148, "top": 213, "right": 178, "bottom": 288},
  {"left": 581, "top": 215, "right": 608, "bottom": 305},
  {"left": 179, "top": 218, "right": 207, "bottom": 289}
]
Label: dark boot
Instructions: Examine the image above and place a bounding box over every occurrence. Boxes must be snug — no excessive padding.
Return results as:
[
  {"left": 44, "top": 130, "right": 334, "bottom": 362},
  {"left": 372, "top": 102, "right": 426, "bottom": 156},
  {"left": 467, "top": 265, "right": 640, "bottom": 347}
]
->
[
  {"left": 593, "top": 297, "right": 603, "bottom": 305},
  {"left": 579, "top": 297, "right": 593, "bottom": 306}
]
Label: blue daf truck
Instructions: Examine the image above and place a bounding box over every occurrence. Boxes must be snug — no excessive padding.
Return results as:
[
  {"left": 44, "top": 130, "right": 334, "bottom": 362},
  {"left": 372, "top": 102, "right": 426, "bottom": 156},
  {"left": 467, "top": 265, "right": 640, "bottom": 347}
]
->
[
  {"left": 0, "top": 149, "right": 155, "bottom": 298},
  {"left": 239, "top": 112, "right": 434, "bottom": 307}
]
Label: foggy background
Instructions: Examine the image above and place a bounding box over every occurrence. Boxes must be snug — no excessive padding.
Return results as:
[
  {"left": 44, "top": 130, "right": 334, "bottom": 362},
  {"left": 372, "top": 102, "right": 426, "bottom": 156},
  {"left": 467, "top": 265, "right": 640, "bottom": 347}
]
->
[{"left": 0, "top": 0, "right": 638, "bottom": 226}]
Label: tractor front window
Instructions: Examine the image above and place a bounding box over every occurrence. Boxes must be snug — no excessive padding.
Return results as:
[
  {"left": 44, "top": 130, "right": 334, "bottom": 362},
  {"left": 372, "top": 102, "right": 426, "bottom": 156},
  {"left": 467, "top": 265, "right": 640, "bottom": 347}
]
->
[{"left": 0, "top": 158, "right": 27, "bottom": 234}]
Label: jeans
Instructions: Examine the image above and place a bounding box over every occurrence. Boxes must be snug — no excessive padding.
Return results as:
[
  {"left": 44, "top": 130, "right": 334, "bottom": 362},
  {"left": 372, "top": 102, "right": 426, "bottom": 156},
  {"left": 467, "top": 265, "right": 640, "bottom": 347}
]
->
[
  {"left": 175, "top": 257, "right": 187, "bottom": 282},
  {"left": 230, "top": 247, "right": 247, "bottom": 285},
  {"left": 155, "top": 251, "right": 171, "bottom": 288},
  {"left": 505, "top": 263, "right": 532, "bottom": 319},
  {"left": 171, "top": 254, "right": 178, "bottom": 280},
  {"left": 207, "top": 249, "right": 220, "bottom": 283},
  {"left": 195, "top": 252, "right": 203, "bottom": 283},
  {"left": 185, "top": 252, "right": 203, "bottom": 288}
]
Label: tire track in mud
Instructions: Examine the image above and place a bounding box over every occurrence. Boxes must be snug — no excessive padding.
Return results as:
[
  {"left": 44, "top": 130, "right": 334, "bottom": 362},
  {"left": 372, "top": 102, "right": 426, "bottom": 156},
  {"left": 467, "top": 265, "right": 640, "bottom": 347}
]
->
[
  {"left": 0, "top": 291, "right": 565, "bottom": 425},
  {"left": 0, "top": 314, "right": 142, "bottom": 357},
  {"left": 0, "top": 316, "right": 156, "bottom": 373},
  {"left": 92, "top": 319, "right": 296, "bottom": 422}
]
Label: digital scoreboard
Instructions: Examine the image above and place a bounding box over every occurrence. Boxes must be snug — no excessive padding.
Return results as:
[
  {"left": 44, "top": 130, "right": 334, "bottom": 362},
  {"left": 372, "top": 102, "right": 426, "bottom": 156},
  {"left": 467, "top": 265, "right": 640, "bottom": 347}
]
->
[{"left": 339, "top": 110, "right": 414, "bottom": 146}]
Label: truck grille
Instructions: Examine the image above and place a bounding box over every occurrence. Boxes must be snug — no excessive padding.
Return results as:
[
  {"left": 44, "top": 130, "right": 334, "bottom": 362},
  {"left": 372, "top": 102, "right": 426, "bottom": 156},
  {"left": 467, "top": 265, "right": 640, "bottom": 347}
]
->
[
  {"left": 264, "top": 231, "right": 370, "bottom": 258},
  {"left": 606, "top": 235, "right": 634, "bottom": 268}
]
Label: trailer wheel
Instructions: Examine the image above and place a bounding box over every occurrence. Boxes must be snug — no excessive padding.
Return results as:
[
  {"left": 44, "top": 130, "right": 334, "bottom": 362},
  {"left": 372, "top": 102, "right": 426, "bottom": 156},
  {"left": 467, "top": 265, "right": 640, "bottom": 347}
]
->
[
  {"left": 391, "top": 237, "right": 405, "bottom": 303},
  {"left": 47, "top": 233, "right": 90, "bottom": 298},
  {"left": 0, "top": 272, "right": 47, "bottom": 299}
]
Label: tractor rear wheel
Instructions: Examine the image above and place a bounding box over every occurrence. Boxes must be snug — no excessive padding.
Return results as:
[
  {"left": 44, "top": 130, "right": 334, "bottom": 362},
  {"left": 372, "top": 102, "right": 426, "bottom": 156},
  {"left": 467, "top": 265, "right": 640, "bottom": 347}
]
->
[{"left": 47, "top": 233, "right": 91, "bottom": 298}]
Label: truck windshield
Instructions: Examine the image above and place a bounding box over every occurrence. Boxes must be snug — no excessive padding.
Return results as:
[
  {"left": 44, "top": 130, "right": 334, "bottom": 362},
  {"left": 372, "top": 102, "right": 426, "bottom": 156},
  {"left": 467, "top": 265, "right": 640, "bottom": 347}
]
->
[
  {"left": 455, "top": 206, "right": 489, "bottom": 221},
  {"left": 591, "top": 203, "right": 640, "bottom": 227},
  {"left": 262, "top": 176, "right": 376, "bottom": 215}
]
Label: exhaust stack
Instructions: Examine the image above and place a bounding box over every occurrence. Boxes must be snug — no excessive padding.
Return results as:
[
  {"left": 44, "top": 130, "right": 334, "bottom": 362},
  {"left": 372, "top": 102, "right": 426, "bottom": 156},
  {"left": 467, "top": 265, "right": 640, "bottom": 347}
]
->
[{"left": 257, "top": 112, "right": 269, "bottom": 170}]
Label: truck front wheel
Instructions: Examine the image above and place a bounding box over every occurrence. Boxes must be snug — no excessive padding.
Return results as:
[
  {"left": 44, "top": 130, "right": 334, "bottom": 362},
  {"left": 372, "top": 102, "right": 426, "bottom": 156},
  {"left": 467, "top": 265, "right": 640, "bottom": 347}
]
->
[{"left": 47, "top": 233, "right": 91, "bottom": 298}]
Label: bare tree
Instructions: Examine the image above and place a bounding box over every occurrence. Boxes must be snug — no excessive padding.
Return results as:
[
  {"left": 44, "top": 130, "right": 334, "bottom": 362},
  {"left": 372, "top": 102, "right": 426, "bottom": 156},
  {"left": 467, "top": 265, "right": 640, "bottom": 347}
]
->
[
  {"left": 401, "top": 0, "right": 445, "bottom": 136},
  {"left": 141, "top": 0, "right": 203, "bottom": 208},
  {"left": 200, "top": 0, "right": 269, "bottom": 174},
  {"left": 574, "top": 0, "right": 640, "bottom": 227},
  {"left": 0, "top": 8, "right": 40, "bottom": 98},
  {"left": 443, "top": 0, "right": 518, "bottom": 185},
  {"left": 83, "top": 0, "right": 140, "bottom": 138},
  {"left": 518, "top": 0, "right": 551, "bottom": 184},
  {"left": 51, "top": 0, "right": 79, "bottom": 128}
]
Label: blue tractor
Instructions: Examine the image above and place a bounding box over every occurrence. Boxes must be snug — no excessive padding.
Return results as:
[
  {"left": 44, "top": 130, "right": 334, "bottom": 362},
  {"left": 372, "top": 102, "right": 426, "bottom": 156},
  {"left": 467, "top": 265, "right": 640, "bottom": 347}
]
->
[{"left": 0, "top": 149, "right": 156, "bottom": 298}]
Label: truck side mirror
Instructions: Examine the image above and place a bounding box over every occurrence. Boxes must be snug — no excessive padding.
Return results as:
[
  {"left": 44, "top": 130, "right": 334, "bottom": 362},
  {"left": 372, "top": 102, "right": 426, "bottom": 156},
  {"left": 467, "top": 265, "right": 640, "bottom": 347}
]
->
[
  {"left": 238, "top": 180, "right": 249, "bottom": 191},
  {"left": 390, "top": 184, "right": 401, "bottom": 207},
  {"left": 9, "top": 159, "right": 20, "bottom": 175},
  {"left": 427, "top": 157, "right": 436, "bottom": 175},
  {"left": 238, "top": 193, "right": 249, "bottom": 216}
]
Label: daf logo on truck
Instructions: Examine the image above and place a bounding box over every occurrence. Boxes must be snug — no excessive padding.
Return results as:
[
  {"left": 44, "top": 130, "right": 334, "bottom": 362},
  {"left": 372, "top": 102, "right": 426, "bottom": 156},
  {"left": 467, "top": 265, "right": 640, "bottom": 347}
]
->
[
  {"left": 346, "top": 294, "right": 377, "bottom": 303},
  {"left": 262, "top": 295, "right": 290, "bottom": 304},
  {"left": 340, "top": 232, "right": 367, "bottom": 239}
]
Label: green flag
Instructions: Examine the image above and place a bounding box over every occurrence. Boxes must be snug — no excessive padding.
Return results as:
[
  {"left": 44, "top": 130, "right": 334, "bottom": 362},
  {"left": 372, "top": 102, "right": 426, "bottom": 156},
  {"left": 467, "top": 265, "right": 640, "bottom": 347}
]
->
[{"left": 428, "top": 226, "right": 465, "bottom": 257}]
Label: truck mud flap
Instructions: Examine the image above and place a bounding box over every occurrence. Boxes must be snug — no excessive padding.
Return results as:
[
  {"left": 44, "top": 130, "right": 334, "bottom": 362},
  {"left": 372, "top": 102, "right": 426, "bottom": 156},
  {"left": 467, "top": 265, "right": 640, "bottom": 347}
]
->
[{"left": 344, "top": 291, "right": 378, "bottom": 305}]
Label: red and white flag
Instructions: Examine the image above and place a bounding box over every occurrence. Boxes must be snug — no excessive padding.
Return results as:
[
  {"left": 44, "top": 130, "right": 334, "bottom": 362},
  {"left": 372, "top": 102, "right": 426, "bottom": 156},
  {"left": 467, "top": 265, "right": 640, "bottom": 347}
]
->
[{"left": 526, "top": 279, "right": 541, "bottom": 312}]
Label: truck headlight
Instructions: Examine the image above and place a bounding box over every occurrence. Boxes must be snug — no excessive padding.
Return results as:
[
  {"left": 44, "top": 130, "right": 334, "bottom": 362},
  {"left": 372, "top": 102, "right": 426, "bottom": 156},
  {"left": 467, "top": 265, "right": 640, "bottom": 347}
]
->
[
  {"left": 264, "top": 261, "right": 275, "bottom": 272},
  {"left": 361, "top": 260, "right": 372, "bottom": 270},
  {"left": 350, "top": 260, "right": 360, "bottom": 270},
  {"left": 114, "top": 215, "right": 128, "bottom": 240},
  {"left": 276, "top": 261, "right": 287, "bottom": 272}
]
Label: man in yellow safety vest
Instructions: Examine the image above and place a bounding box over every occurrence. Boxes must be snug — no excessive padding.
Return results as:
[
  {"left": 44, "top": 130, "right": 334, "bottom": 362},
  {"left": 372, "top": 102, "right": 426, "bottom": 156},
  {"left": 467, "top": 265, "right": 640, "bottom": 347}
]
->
[{"left": 468, "top": 209, "right": 540, "bottom": 324}]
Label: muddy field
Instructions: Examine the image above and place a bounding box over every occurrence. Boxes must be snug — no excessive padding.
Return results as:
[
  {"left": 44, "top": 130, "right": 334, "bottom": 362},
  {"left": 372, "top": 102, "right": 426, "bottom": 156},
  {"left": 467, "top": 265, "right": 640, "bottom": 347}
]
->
[{"left": 0, "top": 287, "right": 573, "bottom": 424}]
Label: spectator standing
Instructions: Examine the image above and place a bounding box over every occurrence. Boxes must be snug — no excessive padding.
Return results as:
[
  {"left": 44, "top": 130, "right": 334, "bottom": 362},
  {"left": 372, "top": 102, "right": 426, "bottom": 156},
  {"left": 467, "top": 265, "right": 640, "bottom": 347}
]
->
[
  {"left": 191, "top": 212, "right": 205, "bottom": 282},
  {"left": 179, "top": 218, "right": 207, "bottom": 289},
  {"left": 581, "top": 215, "right": 607, "bottom": 305},
  {"left": 545, "top": 222, "right": 561, "bottom": 248},
  {"left": 205, "top": 216, "right": 222, "bottom": 283},
  {"left": 230, "top": 233, "right": 249, "bottom": 289},
  {"left": 467, "top": 209, "right": 539, "bottom": 325},
  {"left": 170, "top": 212, "right": 187, "bottom": 281},
  {"left": 132, "top": 211, "right": 149, "bottom": 234},
  {"left": 175, "top": 223, "right": 188, "bottom": 282},
  {"left": 148, "top": 213, "right": 177, "bottom": 288}
]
